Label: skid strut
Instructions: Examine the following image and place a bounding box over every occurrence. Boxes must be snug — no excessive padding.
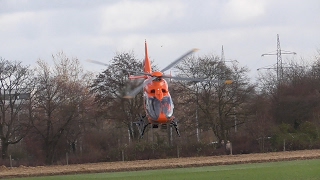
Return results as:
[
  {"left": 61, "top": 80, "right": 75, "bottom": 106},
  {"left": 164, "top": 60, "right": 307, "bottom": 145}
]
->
[
  {"left": 170, "top": 120, "right": 181, "bottom": 137},
  {"left": 133, "top": 115, "right": 149, "bottom": 139}
]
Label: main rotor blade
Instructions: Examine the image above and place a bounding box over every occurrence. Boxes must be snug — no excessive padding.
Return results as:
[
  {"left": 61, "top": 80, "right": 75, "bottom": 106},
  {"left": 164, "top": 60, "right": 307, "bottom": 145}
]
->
[
  {"left": 162, "top": 75, "right": 205, "bottom": 82},
  {"left": 123, "top": 77, "right": 156, "bottom": 98},
  {"left": 203, "top": 79, "right": 234, "bottom": 84},
  {"left": 87, "top": 59, "right": 109, "bottom": 66},
  {"left": 120, "top": 68, "right": 152, "bottom": 76},
  {"left": 160, "top": 48, "right": 199, "bottom": 72},
  {"left": 164, "top": 75, "right": 233, "bottom": 84}
]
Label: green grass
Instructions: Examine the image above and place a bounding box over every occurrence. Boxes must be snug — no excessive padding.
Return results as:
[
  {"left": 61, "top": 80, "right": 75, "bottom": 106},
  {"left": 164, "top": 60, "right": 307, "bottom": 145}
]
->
[{"left": 10, "top": 159, "right": 320, "bottom": 180}]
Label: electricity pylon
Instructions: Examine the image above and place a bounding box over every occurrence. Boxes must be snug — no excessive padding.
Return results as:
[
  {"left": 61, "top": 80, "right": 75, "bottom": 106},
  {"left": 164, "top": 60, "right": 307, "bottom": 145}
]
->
[{"left": 261, "top": 34, "right": 296, "bottom": 84}]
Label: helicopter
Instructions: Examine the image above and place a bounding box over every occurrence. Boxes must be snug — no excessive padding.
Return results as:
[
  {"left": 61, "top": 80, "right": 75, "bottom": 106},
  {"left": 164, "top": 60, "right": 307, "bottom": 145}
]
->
[{"left": 88, "top": 41, "right": 233, "bottom": 138}]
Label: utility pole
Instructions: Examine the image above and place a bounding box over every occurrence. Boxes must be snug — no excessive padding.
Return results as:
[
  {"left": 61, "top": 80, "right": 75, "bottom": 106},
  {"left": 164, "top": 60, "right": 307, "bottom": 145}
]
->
[
  {"left": 220, "top": 46, "right": 238, "bottom": 133},
  {"left": 179, "top": 65, "right": 201, "bottom": 142},
  {"left": 194, "top": 59, "right": 200, "bottom": 143},
  {"left": 261, "top": 34, "right": 296, "bottom": 84},
  {"left": 195, "top": 81, "right": 200, "bottom": 142}
]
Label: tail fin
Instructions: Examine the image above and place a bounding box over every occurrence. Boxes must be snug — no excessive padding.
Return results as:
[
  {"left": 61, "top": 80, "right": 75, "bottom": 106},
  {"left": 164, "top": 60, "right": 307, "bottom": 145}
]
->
[{"left": 144, "top": 40, "right": 152, "bottom": 74}]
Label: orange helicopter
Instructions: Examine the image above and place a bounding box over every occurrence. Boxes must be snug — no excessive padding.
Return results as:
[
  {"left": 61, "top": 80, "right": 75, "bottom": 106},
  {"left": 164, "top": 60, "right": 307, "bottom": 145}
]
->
[{"left": 89, "top": 41, "right": 232, "bottom": 138}]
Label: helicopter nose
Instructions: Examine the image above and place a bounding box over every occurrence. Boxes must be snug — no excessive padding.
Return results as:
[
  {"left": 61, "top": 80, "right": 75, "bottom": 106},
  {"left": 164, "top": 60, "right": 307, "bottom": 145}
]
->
[{"left": 155, "top": 88, "right": 163, "bottom": 100}]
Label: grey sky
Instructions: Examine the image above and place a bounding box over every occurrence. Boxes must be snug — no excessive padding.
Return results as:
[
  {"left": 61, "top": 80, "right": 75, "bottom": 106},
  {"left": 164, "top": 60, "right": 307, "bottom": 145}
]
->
[{"left": 1, "top": 0, "right": 319, "bottom": 81}]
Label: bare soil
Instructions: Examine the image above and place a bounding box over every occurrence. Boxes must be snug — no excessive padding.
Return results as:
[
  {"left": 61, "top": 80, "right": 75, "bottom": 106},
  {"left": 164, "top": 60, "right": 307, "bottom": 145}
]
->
[{"left": 1, "top": 149, "right": 320, "bottom": 179}]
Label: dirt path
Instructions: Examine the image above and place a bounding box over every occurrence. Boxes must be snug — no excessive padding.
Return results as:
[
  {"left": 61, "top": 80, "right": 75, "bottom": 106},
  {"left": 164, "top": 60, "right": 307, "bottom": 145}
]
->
[{"left": 1, "top": 149, "right": 320, "bottom": 179}]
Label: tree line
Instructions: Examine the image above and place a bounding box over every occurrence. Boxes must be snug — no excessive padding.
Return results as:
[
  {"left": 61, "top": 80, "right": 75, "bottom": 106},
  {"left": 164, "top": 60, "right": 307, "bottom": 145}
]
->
[{"left": 0, "top": 50, "right": 319, "bottom": 166}]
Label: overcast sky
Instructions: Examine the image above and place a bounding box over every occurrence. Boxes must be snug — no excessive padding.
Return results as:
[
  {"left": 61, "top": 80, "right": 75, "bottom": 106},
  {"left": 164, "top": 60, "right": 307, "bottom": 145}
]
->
[{"left": 1, "top": 0, "right": 319, "bottom": 81}]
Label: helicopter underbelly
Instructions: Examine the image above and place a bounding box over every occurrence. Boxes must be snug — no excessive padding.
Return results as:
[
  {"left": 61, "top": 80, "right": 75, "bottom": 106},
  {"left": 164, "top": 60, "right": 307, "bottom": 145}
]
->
[{"left": 147, "top": 112, "right": 170, "bottom": 123}]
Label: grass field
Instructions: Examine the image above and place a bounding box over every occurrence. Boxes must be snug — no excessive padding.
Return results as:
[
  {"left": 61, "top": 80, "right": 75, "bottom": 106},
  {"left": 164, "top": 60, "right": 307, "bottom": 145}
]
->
[{"left": 10, "top": 159, "right": 320, "bottom": 180}]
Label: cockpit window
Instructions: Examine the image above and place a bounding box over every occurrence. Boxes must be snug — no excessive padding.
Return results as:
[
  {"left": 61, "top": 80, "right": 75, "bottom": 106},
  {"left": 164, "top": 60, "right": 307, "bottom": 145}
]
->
[
  {"left": 145, "top": 96, "right": 174, "bottom": 120},
  {"left": 161, "top": 96, "right": 173, "bottom": 117}
]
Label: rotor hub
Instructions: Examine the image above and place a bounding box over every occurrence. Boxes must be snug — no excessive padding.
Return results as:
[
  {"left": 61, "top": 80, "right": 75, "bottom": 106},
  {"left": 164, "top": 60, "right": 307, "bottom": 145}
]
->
[{"left": 152, "top": 71, "right": 163, "bottom": 77}]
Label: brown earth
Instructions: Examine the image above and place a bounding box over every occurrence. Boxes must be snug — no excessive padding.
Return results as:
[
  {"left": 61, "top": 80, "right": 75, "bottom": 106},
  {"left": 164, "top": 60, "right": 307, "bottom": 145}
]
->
[{"left": 1, "top": 149, "right": 320, "bottom": 179}]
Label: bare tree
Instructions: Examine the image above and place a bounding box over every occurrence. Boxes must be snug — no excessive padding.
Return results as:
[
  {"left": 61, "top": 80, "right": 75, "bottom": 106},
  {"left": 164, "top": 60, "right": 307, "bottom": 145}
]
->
[
  {"left": 90, "top": 52, "right": 146, "bottom": 142},
  {"left": 0, "top": 58, "right": 33, "bottom": 159},
  {"left": 256, "top": 56, "right": 320, "bottom": 150},
  {"left": 175, "top": 54, "right": 255, "bottom": 144},
  {"left": 30, "top": 52, "right": 94, "bottom": 164},
  {"left": 245, "top": 94, "right": 274, "bottom": 152}
]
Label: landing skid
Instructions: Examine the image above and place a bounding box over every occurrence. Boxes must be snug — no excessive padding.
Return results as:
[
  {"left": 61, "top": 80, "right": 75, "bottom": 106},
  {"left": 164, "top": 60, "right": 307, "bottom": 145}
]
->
[{"left": 134, "top": 116, "right": 181, "bottom": 138}]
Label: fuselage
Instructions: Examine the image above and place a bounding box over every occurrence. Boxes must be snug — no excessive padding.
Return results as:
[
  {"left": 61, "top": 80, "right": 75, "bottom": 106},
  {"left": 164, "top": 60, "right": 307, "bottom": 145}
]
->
[
  {"left": 143, "top": 77, "right": 174, "bottom": 124},
  {"left": 121, "top": 41, "right": 196, "bottom": 137}
]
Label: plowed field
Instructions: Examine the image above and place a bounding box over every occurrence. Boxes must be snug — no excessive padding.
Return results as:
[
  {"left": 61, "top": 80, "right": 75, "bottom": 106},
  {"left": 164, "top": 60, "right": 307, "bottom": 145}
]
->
[{"left": 1, "top": 149, "right": 320, "bottom": 179}]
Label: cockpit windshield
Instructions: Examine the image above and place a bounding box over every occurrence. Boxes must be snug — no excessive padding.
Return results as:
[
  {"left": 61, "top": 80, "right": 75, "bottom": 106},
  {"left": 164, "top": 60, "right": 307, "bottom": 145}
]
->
[{"left": 145, "top": 96, "right": 174, "bottom": 120}]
